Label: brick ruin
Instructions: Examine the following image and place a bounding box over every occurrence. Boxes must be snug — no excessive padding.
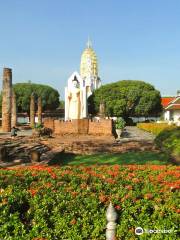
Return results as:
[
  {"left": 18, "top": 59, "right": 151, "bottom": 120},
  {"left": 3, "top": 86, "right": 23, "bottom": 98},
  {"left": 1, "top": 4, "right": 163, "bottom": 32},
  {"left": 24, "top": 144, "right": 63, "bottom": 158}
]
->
[
  {"left": 43, "top": 118, "right": 113, "bottom": 136},
  {"left": 30, "top": 93, "right": 35, "bottom": 128},
  {"left": 38, "top": 96, "right": 42, "bottom": 125},
  {"left": 1, "top": 67, "right": 109, "bottom": 135},
  {"left": 1, "top": 67, "right": 44, "bottom": 131},
  {"left": 30, "top": 94, "right": 42, "bottom": 127},
  {"left": 2, "top": 68, "right": 12, "bottom": 132},
  {"left": 1, "top": 68, "right": 18, "bottom": 131}
]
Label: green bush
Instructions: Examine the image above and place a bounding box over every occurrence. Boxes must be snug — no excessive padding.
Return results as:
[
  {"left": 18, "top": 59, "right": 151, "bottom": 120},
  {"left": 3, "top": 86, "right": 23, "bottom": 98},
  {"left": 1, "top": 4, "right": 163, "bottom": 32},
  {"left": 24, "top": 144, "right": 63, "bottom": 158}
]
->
[
  {"left": 155, "top": 127, "right": 180, "bottom": 161},
  {"left": 115, "top": 117, "right": 126, "bottom": 129},
  {"left": 0, "top": 165, "right": 179, "bottom": 239}
]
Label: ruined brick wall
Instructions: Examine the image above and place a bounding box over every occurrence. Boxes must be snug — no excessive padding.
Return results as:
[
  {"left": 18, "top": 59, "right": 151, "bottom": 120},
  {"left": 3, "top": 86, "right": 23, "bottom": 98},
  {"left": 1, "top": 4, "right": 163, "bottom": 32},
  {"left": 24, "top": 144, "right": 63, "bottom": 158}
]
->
[
  {"left": 43, "top": 118, "right": 55, "bottom": 130},
  {"left": 89, "top": 119, "right": 113, "bottom": 135},
  {"left": 43, "top": 118, "right": 112, "bottom": 135},
  {"left": 53, "top": 119, "right": 89, "bottom": 135},
  {"left": 54, "top": 120, "right": 76, "bottom": 134},
  {"left": 73, "top": 119, "right": 89, "bottom": 134},
  {"left": 2, "top": 68, "right": 12, "bottom": 132}
]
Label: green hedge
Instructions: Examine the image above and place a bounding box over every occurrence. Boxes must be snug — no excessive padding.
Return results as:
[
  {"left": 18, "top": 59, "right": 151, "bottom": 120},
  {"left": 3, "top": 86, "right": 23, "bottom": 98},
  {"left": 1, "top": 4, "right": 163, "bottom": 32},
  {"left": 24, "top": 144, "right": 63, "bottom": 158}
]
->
[{"left": 155, "top": 127, "right": 180, "bottom": 162}]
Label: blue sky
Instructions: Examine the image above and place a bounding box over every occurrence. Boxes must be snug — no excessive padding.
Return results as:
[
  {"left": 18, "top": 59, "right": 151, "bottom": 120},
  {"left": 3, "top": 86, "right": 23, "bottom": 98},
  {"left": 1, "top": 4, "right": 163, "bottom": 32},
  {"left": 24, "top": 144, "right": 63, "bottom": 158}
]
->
[{"left": 0, "top": 0, "right": 179, "bottom": 99}]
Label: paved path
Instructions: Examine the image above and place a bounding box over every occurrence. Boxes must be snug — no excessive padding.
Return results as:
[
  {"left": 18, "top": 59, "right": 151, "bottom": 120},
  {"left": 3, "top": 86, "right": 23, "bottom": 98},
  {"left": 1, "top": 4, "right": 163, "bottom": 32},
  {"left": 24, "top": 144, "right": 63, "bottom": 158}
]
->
[
  {"left": 0, "top": 129, "right": 32, "bottom": 139},
  {"left": 121, "top": 126, "right": 155, "bottom": 142}
]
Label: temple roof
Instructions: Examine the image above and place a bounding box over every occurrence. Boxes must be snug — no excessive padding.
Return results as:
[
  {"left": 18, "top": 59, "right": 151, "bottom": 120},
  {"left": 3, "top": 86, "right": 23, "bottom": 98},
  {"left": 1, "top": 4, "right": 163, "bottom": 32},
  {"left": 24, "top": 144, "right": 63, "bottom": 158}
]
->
[{"left": 162, "top": 96, "right": 180, "bottom": 110}]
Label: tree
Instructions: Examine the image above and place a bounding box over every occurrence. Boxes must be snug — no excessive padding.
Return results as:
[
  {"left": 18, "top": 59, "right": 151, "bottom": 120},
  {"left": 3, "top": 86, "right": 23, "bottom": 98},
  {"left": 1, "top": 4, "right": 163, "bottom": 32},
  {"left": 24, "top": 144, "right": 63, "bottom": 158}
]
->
[
  {"left": 88, "top": 80, "right": 162, "bottom": 119},
  {"left": 59, "top": 100, "right": 65, "bottom": 109},
  {"left": 0, "top": 83, "right": 60, "bottom": 115}
]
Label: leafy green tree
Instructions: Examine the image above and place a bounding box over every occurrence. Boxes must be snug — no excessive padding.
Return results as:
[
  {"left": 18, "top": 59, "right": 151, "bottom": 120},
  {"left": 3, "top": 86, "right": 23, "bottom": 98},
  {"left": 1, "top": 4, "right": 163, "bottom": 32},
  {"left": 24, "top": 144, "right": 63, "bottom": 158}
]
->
[
  {"left": 88, "top": 80, "right": 162, "bottom": 119},
  {"left": 59, "top": 100, "right": 65, "bottom": 109},
  {"left": 0, "top": 94, "right": 2, "bottom": 116},
  {"left": 0, "top": 83, "right": 60, "bottom": 115}
]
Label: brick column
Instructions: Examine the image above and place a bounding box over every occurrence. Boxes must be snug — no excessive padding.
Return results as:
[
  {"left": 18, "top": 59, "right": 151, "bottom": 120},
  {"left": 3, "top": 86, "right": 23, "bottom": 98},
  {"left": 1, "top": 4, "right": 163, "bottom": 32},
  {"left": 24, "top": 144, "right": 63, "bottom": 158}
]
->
[
  {"left": 38, "top": 96, "right": 42, "bottom": 125},
  {"left": 30, "top": 93, "right": 35, "bottom": 128},
  {"left": 2, "top": 68, "right": 12, "bottom": 132},
  {"left": 11, "top": 90, "right": 17, "bottom": 127}
]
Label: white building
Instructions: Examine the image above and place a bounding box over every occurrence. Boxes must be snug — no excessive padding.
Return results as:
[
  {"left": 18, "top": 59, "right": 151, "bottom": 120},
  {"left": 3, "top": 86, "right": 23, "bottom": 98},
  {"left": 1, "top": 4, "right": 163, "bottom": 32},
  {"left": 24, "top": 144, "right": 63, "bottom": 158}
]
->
[{"left": 162, "top": 93, "right": 180, "bottom": 124}]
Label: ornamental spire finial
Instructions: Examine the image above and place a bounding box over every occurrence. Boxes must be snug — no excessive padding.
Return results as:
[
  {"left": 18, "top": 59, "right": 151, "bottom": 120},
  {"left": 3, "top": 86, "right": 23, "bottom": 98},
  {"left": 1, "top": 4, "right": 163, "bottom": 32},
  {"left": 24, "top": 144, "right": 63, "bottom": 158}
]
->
[{"left": 87, "top": 36, "right": 92, "bottom": 48}]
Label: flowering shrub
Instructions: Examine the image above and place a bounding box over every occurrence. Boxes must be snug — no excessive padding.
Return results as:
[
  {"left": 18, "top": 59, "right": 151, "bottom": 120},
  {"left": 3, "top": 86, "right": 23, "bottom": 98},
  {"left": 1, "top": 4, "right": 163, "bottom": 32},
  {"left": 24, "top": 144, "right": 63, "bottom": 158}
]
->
[
  {"left": 137, "top": 123, "right": 175, "bottom": 135},
  {"left": 0, "top": 165, "right": 179, "bottom": 239}
]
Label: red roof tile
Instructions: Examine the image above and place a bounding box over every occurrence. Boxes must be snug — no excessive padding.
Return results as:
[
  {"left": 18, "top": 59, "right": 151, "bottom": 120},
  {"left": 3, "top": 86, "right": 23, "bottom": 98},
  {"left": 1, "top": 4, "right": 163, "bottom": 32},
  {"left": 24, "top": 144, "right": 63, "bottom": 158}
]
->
[
  {"left": 161, "top": 97, "right": 175, "bottom": 108},
  {"left": 166, "top": 104, "right": 180, "bottom": 110}
]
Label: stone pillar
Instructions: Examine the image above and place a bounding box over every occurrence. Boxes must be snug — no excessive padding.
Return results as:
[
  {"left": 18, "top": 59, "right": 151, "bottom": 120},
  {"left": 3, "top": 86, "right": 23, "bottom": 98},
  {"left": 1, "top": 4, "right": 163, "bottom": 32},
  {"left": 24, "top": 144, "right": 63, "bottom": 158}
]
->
[
  {"left": 106, "top": 202, "right": 118, "bottom": 240},
  {"left": 30, "top": 93, "right": 35, "bottom": 128},
  {"left": 11, "top": 90, "right": 17, "bottom": 127},
  {"left": 38, "top": 96, "right": 42, "bottom": 125},
  {"left": 2, "top": 68, "right": 12, "bottom": 132},
  {"left": 99, "top": 102, "right": 105, "bottom": 118}
]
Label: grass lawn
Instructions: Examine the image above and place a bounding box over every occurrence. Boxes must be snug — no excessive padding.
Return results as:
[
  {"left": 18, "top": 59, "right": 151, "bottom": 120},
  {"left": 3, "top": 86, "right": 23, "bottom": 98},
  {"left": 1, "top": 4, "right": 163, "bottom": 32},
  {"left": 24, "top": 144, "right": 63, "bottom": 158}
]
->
[{"left": 49, "top": 151, "right": 172, "bottom": 166}]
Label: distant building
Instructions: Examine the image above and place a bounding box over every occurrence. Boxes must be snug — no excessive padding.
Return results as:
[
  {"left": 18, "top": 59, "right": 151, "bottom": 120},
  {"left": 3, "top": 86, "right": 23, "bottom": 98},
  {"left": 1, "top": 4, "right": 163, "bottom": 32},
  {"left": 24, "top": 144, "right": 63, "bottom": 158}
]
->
[{"left": 161, "top": 91, "right": 180, "bottom": 123}]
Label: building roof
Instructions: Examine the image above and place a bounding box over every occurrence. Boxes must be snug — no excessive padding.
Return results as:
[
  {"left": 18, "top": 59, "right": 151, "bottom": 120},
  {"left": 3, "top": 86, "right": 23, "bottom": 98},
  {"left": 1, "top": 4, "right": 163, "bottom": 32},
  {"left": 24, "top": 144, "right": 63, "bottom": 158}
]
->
[
  {"left": 161, "top": 97, "right": 175, "bottom": 108},
  {"left": 164, "top": 96, "right": 180, "bottom": 110},
  {"left": 166, "top": 104, "right": 180, "bottom": 110}
]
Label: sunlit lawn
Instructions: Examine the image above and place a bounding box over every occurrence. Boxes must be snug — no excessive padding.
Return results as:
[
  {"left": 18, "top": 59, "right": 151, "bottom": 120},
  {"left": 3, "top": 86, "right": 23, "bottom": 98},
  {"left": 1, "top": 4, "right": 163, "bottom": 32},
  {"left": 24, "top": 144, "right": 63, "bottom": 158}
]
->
[{"left": 49, "top": 151, "right": 171, "bottom": 166}]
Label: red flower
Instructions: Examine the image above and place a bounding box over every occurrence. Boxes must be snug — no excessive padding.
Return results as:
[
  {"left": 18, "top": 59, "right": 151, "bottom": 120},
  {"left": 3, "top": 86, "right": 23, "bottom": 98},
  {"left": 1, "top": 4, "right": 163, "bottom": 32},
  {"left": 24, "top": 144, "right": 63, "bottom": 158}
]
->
[
  {"left": 115, "top": 205, "right": 121, "bottom": 210},
  {"left": 144, "top": 193, "right": 153, "bottom": 200},
  {"left": 45, "top": 182, "right": 52, "bottom": 188},
  {"left": 71, "top": 191, "right": 78, "bottom": 197},
  {"left": 28, "top": 188, "right": 38, "bottom": 197},
  {"left": 99, "top": 194, "right": 108, "bottom": 203},
  {"left": 175, "top": 209, "right": 180, "bottom": 214},
  {"left": 125, "top": 185, "right": 133, "bottom": 190},
  {"left": 105, "top": 178, "right": 116, "bottom": 184},
  {"left": 132, "top": 178, "right": 140, "bottom": 183},
  {"left": 70, "top": 218, "right": 77, "bottom": 225}
]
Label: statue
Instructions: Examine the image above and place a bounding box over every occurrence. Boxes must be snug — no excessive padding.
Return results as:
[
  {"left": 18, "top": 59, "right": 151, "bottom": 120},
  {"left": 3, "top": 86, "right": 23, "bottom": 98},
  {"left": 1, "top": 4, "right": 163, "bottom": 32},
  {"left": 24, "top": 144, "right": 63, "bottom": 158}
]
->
[
  {"left": 65, "top": 72, "right": 86, "bottom": 120},
  {"left": 68, "top": 76, "right": 82, "bottom": 120}
]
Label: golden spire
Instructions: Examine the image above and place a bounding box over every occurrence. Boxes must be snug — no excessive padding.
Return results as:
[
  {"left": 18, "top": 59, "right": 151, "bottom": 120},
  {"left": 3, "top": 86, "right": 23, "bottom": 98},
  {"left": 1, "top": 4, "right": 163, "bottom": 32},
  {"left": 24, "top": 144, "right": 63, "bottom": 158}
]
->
[
  {"left": 80, "top": 39, "right": 98, "bottom": 78},
  {"left": 87, "top": 37, "right": 92, "bottom": 48}
]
